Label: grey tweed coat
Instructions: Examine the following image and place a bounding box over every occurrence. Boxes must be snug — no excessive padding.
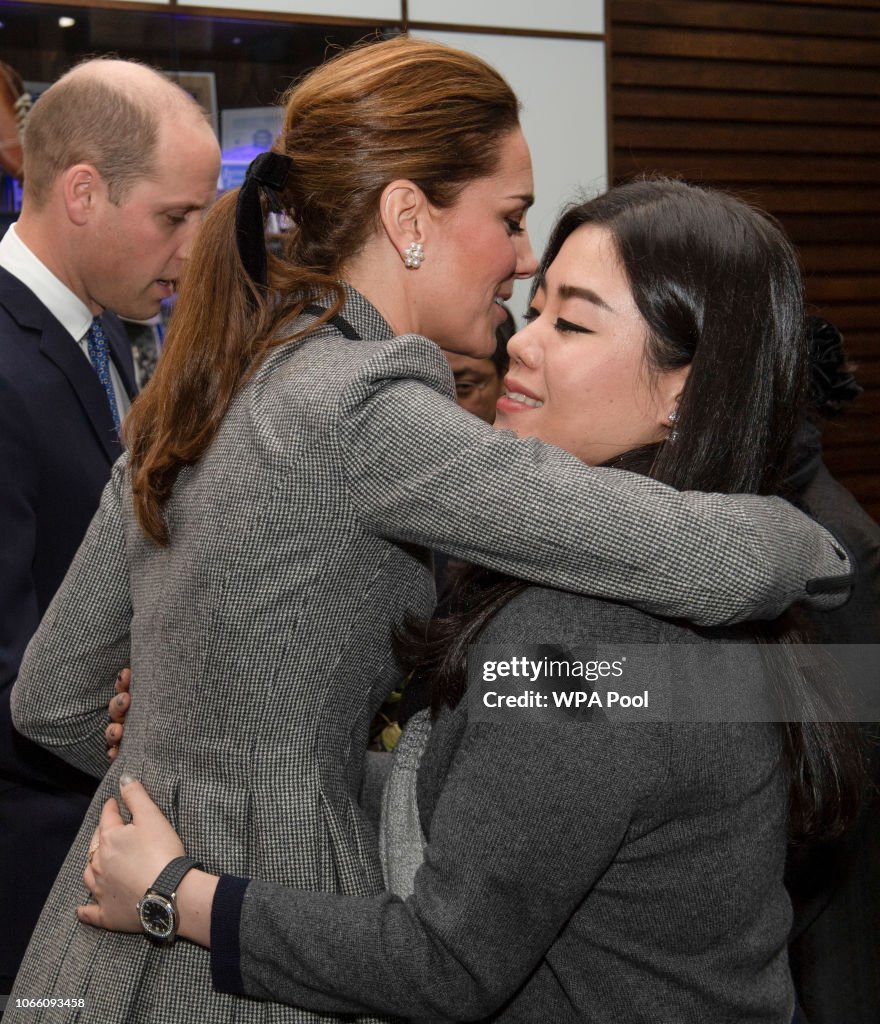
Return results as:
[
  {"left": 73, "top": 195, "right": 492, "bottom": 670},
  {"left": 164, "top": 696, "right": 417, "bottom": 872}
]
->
[{"left": 9, "top": 289, "right": 849, "bottom": 1023}]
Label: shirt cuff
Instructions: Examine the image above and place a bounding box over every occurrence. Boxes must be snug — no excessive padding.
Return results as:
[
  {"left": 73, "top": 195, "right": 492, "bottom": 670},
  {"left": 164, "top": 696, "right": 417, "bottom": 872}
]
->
[{"left": 210, "top": 874, "right": 251, "bottom": 995}]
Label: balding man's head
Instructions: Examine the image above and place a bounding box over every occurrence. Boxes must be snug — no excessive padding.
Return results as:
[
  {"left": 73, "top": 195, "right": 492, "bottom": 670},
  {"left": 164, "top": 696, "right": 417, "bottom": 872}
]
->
[
  {"left": 23, "top": 58, "right": 210, "bottom": 207},
  {"left": 15, "top": 57, "right": 220, "bottom": 319}
]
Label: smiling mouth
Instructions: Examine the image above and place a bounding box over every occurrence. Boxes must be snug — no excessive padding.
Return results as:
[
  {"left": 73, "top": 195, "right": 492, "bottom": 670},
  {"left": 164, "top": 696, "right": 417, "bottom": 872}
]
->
[{"left": 503, "top": 388, "right": 544, "bottom": 409}]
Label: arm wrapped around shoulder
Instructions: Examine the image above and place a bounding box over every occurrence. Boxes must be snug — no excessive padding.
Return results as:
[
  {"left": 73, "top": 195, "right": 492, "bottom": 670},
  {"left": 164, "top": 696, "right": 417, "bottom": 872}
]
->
[{"left": 337, "top": 333, "right": 853, "bottom": 627}]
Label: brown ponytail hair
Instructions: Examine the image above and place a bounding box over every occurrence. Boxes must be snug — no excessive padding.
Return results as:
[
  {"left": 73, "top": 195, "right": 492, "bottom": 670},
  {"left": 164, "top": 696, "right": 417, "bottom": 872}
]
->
[{"left": 125, "top": 35, "right": 520, "bottom": 543}]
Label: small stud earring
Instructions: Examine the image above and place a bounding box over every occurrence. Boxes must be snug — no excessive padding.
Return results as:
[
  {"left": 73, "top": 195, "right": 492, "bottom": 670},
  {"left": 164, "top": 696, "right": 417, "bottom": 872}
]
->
[{"left": 403, "top": 241, "right": 425, "bottom": 269}]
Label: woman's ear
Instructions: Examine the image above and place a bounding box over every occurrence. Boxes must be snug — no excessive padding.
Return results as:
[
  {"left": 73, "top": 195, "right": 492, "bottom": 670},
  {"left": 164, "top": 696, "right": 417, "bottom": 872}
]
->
[
  {"left": 378, "top": 179, "right": 428, "bottom": 264},
  {"left": 657, "top": 365, "right": 691, "bottom": 430}
]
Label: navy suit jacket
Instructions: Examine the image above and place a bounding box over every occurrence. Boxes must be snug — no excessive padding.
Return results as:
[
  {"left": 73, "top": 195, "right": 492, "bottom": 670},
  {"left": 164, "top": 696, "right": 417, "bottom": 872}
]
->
[{"left": 0, "top": 265, "right": 137, "bottom": 985}]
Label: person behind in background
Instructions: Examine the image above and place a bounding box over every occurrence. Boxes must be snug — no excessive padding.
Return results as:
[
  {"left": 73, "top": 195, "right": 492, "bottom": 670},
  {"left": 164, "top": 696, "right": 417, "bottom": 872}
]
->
[
  {"left": 0, "top": 58, "right": 219, "bottom": 1002},
  {"left": 785, "top": 317, "right": 880, "bottom": 1024},
  {"left": 9, "top": 37, "right": 851, "bottom": 1023},
  {"left": 443, "top": 301, "right": 514, "bottom": 424},
  {"left": 430, "top": 305, "right": 516, "bottom": 612},
  {"left": 82, "top": 179, "right": 863, "bottom": 1022},
  {"left": 0, "top": 61, "right": 30, "bottom": 183}
]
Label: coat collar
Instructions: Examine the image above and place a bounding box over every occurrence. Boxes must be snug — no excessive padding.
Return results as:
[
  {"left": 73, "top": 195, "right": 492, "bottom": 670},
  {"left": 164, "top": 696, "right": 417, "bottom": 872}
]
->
[
  {"left": 288, "top": 284, "right": 396, "bottom": 348},
  {"left": 337, "top": 284, "right": 396, "bottom": 342}
]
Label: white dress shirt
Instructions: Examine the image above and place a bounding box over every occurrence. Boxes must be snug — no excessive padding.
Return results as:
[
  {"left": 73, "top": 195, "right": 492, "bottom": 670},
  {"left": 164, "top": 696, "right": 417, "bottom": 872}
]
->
[{"left": 0, "top": 223, "right": 131, "bottom": 418}]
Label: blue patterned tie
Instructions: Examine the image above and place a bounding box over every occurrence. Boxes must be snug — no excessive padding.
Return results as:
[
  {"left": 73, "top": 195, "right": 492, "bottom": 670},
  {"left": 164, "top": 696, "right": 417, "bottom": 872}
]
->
[{"left": 86, "top": 317, "right": 121, "bottom": 432}]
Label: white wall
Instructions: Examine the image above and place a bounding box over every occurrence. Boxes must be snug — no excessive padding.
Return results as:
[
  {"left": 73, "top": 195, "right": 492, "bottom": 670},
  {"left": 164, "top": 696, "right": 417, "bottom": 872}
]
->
[
  {"left": 173, "top": 0, "right": 610, "bottom": 319},
  {"left": 409, "top": 0, "right": 603, "bottom": 35},
  {"left": 179, "top": 0, "right": 603, "bottom": 31},
  {"left": 182, "top": 0, "right": 400, "bottom": 14},
  {"left": 415, "top": 30, "right": 607, "bottom": 321}
]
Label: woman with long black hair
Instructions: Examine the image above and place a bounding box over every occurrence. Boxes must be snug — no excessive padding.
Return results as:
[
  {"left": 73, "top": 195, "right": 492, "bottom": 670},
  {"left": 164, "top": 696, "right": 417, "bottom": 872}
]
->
[{"left": 81, "top": 179, "right": 861, "bottom": 1022}]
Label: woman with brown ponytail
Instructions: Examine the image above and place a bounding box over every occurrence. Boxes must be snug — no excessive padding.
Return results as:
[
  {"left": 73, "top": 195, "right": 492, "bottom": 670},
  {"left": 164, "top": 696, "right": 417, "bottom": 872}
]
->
[{"left": 10, "top": 38, "right": 851, "bottom": 1024}]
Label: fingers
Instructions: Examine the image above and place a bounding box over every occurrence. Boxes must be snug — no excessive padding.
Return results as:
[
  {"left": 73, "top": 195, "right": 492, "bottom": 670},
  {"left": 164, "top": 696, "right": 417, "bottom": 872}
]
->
[
  {"left": 98, "top": 796, "right": 125, "bottom": 832},
  {"left": 83, "top": 835, "right": 98, "bottom": 902},
  {"left": 108, "top": 689, "right": 129, "bottom": 723},
  {"left": 117, "top": 777, "right": 161, "bottom": 823},
  {"left": 79, "top": 786, "right": 151, "bottom": 935},
  {"left": 77, "top": 903, "right": 99, "bottom": 926},
  {"left": 86, "top": 827, "right": 101, "bottom": 867},
  {"left": 106, "top": 669, "right": 131, "bottom": 760},
  {"left": 105, "top": 713, "right": 125, "bottom": 760}
]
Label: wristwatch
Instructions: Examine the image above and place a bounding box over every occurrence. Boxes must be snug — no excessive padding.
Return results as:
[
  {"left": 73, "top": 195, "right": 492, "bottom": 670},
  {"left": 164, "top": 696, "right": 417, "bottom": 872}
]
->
[{"left": 137, "top": 855, "right": 202, "bottom": 944}]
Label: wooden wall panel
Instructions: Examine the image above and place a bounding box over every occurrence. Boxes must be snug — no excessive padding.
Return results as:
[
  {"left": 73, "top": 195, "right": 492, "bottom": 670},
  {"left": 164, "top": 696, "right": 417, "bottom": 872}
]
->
[{"left": 609, "top": 0, "right": 880, "bottom": 520}]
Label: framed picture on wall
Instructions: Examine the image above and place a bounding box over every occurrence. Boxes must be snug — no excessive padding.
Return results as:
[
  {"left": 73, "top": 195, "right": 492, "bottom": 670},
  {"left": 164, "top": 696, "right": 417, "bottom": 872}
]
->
[
  {"left": 164, "top": 71, "right": 218, "bottom": 136},
  {"left": 218, "top": 106, "right": 285, "bottom": 192},
  {"left": 220, "top": 106, "right": 284, "bottom": 153}
]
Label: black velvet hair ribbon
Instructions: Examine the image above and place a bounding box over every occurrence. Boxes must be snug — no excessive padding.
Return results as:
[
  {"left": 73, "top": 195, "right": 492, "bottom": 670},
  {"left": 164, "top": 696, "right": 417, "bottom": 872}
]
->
[{"left": 235, "top": 151, "right": 292, "bottom": 294}]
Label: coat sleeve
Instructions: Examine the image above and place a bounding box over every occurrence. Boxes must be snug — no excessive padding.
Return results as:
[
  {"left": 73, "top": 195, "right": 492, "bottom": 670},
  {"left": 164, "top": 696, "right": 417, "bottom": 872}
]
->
[
  {"left": 0, "top": 374, "right": 44, "bottom": 780},
  {"left": 11, "top": 456, "right": 132, "bottom": 778},
  {"left": 216, "top": 717, "right": 664, "bottom": 1021},
  {"left": 336, "top": 335, "right": 852, "bottom": 627}
]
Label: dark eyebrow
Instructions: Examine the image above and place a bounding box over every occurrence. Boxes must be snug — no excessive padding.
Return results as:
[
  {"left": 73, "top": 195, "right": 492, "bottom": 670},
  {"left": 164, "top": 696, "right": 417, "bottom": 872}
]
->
[
  {"left": 559, "top": 283, "right": 614, "bottom": 314},
  {"left": 512, "top": 193, "right": 535, "bottom": 209}
]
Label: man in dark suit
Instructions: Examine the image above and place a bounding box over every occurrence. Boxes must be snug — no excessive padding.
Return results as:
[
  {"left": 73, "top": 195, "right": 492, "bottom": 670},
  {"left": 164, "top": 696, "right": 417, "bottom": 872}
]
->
[{"left": 0, "top": 58, "right": 219, "bottom": 1003}]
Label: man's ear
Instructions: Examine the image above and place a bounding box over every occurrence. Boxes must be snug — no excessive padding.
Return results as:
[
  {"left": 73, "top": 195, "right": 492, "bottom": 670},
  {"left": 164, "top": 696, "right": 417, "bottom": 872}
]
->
[
  {"left": 60, "top": 163, "right": 99, "bottom": 226},
  {"left": 378, "top": 179, "right": 429, "bottom": 260}
]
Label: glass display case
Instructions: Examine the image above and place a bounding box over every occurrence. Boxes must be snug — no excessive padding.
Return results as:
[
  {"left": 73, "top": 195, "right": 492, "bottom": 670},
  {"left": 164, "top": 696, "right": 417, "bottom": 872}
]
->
[{"left": 0, "top": 0, "right": 396, "bottom": 228}]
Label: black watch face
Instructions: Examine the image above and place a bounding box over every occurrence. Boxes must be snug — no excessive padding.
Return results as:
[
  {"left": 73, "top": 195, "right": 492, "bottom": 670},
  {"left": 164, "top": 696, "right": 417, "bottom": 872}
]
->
[{"left": 139, "top": 894, "right": 175, "bottom": 942}]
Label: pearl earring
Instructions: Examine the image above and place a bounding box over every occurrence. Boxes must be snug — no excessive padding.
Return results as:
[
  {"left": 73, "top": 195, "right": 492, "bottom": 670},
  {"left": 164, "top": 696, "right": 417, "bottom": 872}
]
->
[{"left": 403, "top": 242, "right": 425, "bottom": 269}]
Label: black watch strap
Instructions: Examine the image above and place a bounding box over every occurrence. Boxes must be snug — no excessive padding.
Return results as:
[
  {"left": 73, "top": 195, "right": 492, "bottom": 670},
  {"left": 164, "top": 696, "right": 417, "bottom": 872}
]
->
[{"left": 149, "top": 855, "right": 202, "bottom": 899}]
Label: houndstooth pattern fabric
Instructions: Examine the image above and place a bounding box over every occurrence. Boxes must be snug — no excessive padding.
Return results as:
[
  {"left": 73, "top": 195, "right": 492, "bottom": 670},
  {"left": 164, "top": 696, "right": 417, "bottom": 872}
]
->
[{"left": 9, "top": 288, "right": 851, "bottom": 1022}]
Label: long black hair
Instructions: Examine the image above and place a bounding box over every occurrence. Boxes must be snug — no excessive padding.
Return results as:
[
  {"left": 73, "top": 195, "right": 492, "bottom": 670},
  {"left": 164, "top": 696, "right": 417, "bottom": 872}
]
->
[
  {"left": 544, "top": 178, "right": 805, "bottom": 495},
  {"left": 396, "top": 178, "right": 863, "bottom": 842}
]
